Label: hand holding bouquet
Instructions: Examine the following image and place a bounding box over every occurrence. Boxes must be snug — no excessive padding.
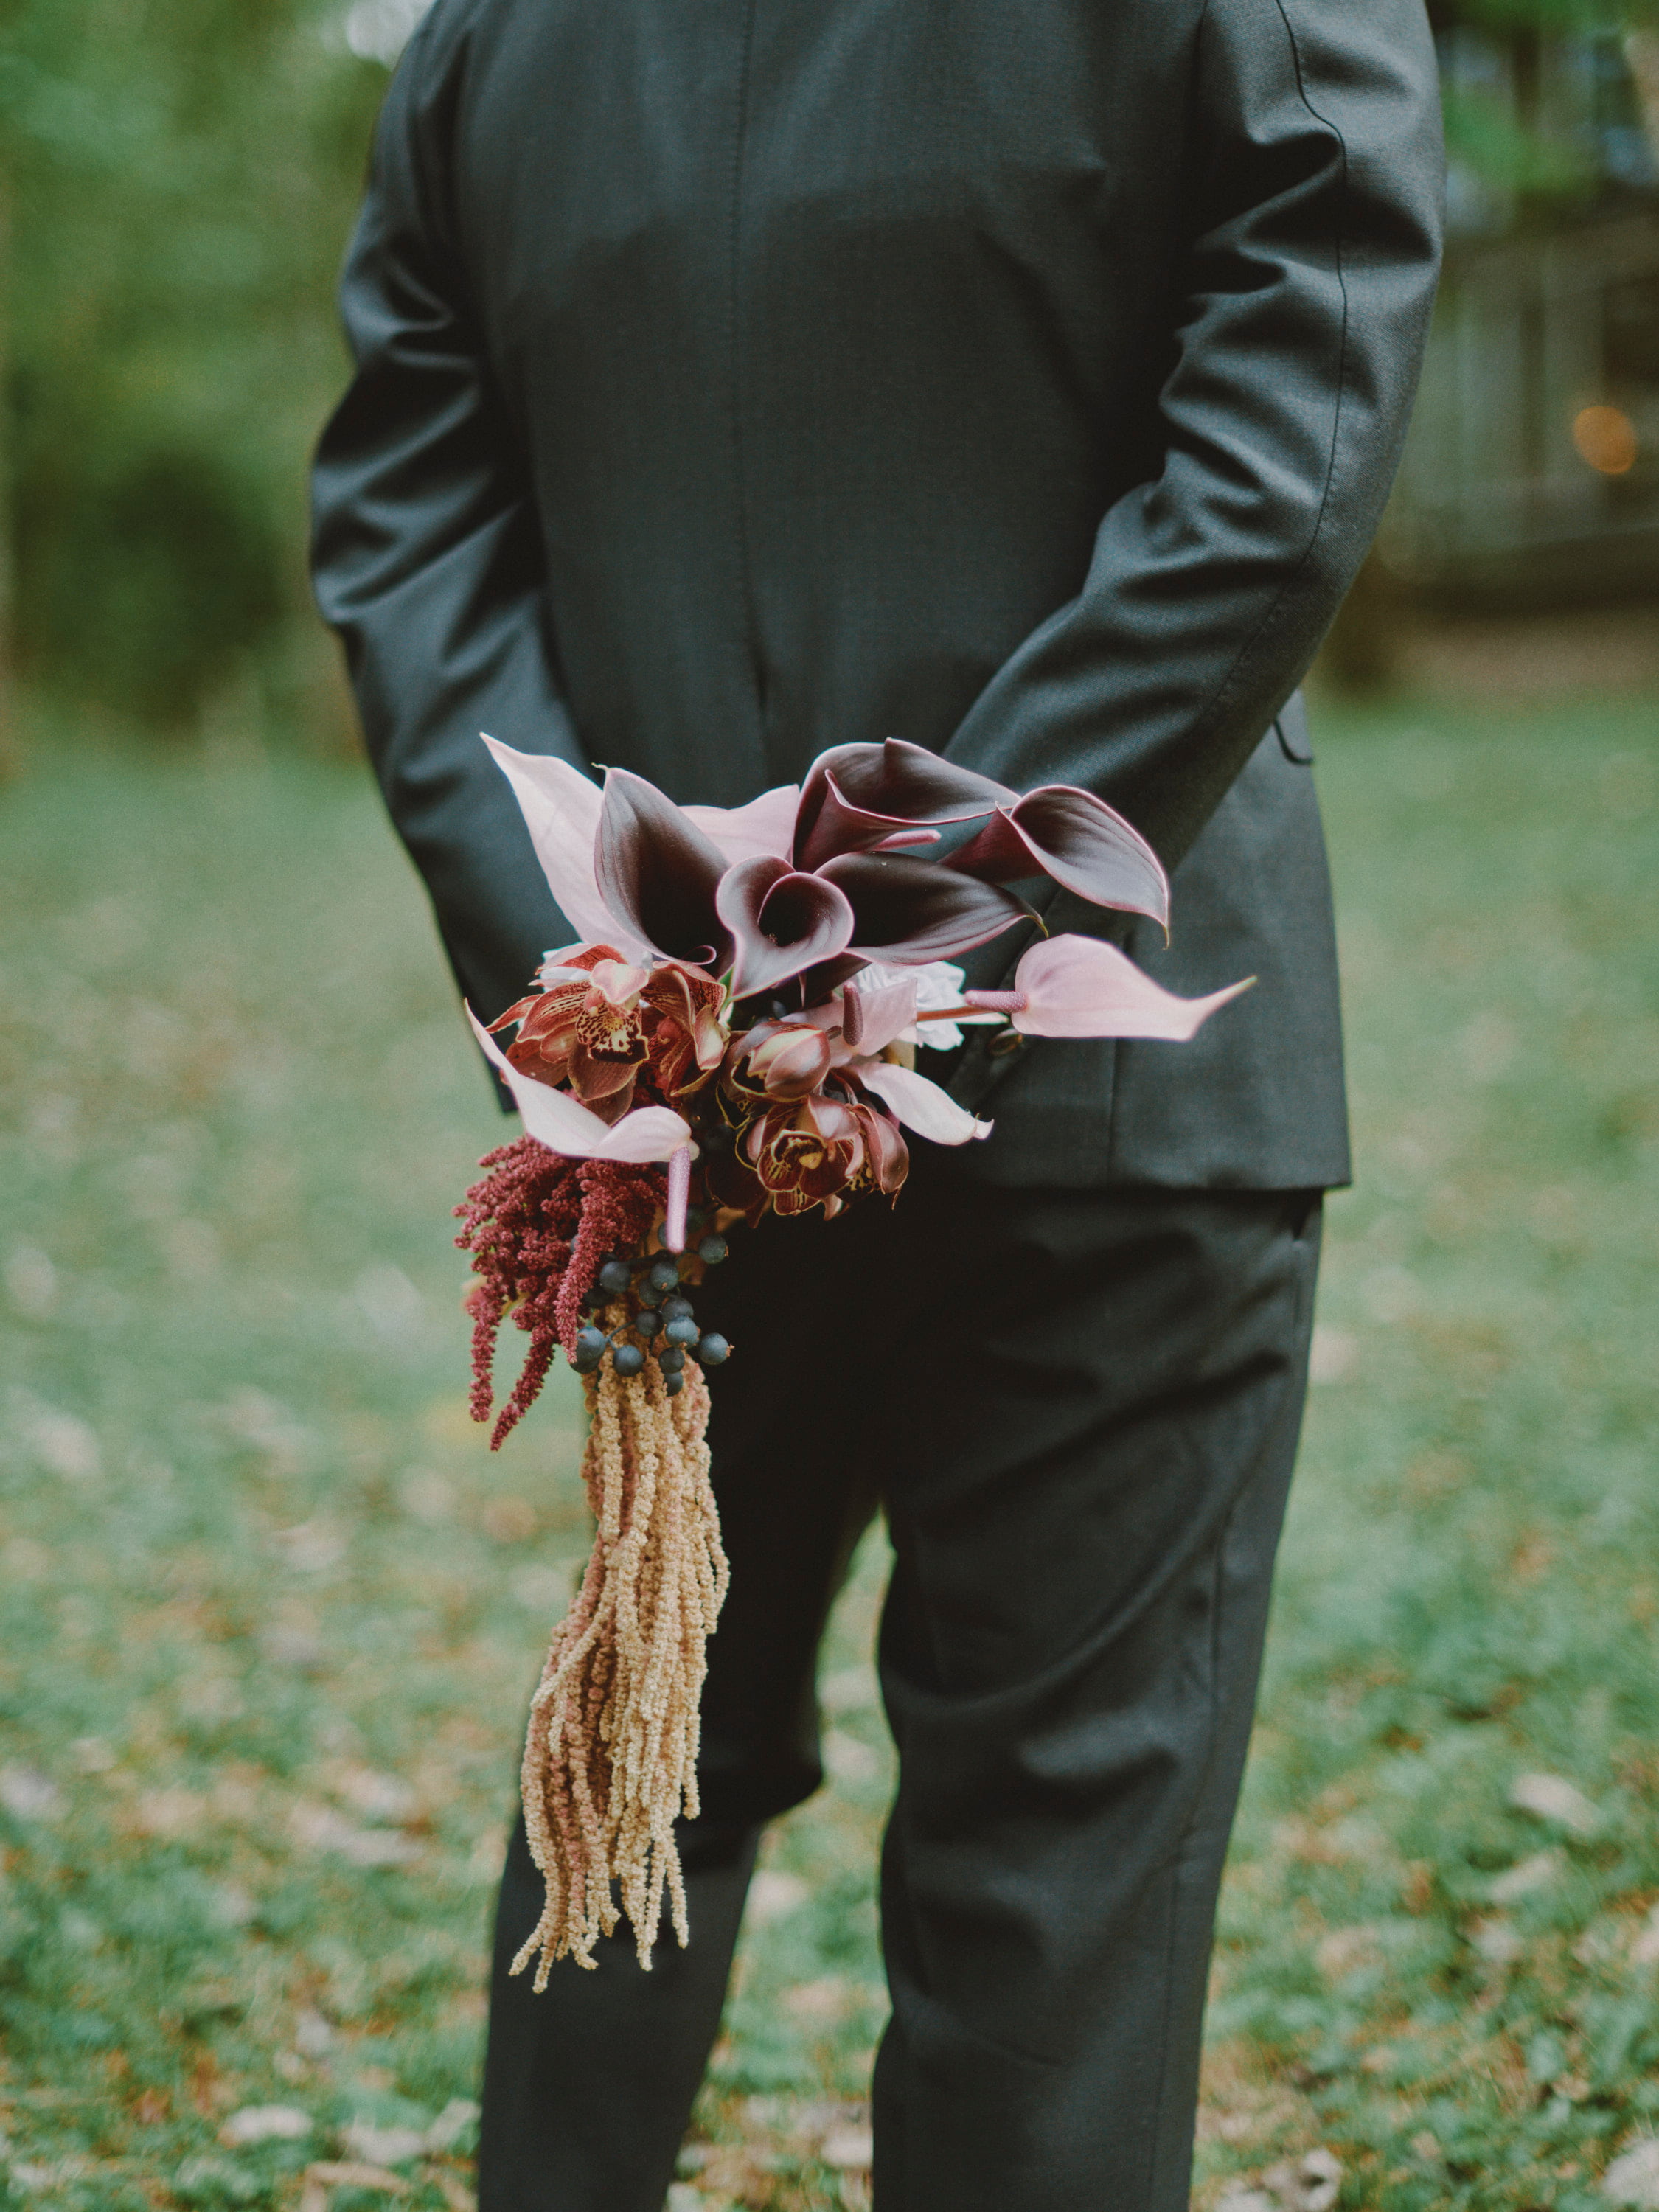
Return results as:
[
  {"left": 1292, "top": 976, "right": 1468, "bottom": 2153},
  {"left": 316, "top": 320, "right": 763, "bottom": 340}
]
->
[{"left": 455, "top": 736, "right": 1248, "bottom": 1979}]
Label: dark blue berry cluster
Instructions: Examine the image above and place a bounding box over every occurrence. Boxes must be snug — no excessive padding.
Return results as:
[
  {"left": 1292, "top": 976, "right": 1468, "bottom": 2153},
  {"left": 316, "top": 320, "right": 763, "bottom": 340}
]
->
[{"left": 571, "top": 1223, "right": 732, "bottom": 1393}]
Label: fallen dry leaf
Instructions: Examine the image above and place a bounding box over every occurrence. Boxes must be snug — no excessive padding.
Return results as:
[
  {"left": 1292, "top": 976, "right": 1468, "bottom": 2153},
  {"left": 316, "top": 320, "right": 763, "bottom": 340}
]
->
[{"left": 1510, "top": 1772, "right": 1600, "bottom": 1835}]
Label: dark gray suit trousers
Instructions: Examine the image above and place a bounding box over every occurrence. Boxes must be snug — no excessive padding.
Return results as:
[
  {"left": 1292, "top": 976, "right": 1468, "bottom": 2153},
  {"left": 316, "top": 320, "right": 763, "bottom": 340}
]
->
[{"left": 479, "top": 1161, "right": 1322, "bottom": 2211}]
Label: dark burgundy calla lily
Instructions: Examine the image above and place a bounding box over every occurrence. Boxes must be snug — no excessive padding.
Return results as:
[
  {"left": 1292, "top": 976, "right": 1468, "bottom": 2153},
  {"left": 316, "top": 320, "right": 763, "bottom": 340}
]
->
[
  {"left": 714, "top": 855, "right": 856, "bottom": 1000},
  {"left": 594, "top": 769, "right": 734, "bottom": 970},
  {"left": 948, "top": 786, "right": 1170, "bottom": 930},
  {"left": 816, "top": 852, "right": 1030, "bottom": 962},
  {"left": 793, "top": 740, "right": 1016, "bottom": 871}
]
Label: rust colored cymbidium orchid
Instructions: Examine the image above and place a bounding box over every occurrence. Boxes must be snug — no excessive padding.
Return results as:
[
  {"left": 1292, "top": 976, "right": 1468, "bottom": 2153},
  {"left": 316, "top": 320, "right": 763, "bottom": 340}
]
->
[
  {"left": 493, "top": 946, "right": 653, "bottom": 1113},
  {"left": 639, "top": 962, "right": 728, "bottom": 1101},
  {"left": 493, "top": 947, "right": 728, "bottom": 1124},
  {"left": 742, "top": 1085, "right": 909, "bottom": 1218}
]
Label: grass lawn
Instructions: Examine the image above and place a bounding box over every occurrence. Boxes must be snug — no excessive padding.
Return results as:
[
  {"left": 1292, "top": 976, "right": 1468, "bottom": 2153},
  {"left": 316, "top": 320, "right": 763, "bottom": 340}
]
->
[{"left": 0, "top": 693, "right": 1655, "bottom": 2211}]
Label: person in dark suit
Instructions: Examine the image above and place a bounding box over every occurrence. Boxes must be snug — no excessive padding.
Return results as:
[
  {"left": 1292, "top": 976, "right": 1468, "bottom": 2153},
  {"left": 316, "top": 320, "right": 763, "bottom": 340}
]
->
[{"left": 312, "top": 3, "right": 1443, "bottom": 2203}]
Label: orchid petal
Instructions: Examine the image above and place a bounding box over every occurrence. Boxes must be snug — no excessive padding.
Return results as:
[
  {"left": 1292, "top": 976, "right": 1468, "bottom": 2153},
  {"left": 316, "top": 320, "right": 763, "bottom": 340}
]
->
[
  {"left": 817, "top": 852, "right": 1029, "bottom": 963},
  {"left": 857, "top": 1060, "right": 992, "bottom": 1145},
  {"left": 467, "top": 1008, "right": 690, "bottom": 1160},
  {"left": 714, "top": 855, "right": 857, "bottom": 1000},
  {"left": 594, "top": 769, "right": 734, "bottom": 972},
  {"left": 481, "top": 737, "right": 644, "bottom": 958},
  {"left": 683, "top": 785, "right": 801, "bottom": 866},
  {"left": 735, "top": 1020, "right": 835, "bottom": 1099},
  {"left": 950, "top": 787, "right": 1169, "bottom": 930},
  {"left": 841, "top": 975, "right": 917, "bottom": 1057},
  {"left": 794, "top": 740, "right": 1016, "bottom": 869},
  {"left": 1008, "top": 935, "right": 1252, "bottom": 1040}
]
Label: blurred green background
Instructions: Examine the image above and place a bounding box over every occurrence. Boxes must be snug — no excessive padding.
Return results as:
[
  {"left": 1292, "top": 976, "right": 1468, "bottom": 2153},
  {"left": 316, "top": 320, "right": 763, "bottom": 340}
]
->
[
  {"left": 0, "top": 0, "right": 386, "bottom": 748},
  {"left": 0, "top": 0, "right": 1655, "bottom": 742},
  {"left": 0, "top": 5, "right": 1658, "bottom": 2212}
]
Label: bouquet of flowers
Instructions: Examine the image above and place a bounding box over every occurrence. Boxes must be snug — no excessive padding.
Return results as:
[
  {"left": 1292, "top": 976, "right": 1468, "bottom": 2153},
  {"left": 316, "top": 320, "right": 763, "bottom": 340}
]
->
[{"left": 455, "top": 735, "right": 1247, "bottom": 1980}]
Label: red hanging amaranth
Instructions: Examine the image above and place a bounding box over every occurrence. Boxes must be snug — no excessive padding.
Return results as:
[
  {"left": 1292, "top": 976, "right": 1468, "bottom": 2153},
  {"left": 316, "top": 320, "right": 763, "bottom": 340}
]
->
[{"left": 455, "top": 1142, "right": 662, "bottom": 1447}]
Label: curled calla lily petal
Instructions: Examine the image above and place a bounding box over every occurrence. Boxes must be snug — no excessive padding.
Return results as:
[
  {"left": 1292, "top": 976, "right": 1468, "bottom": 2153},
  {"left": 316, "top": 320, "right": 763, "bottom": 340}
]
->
[
  {"left": 950, "top": 786, "right": 1170, "bottom": 931},
  {"left": 794, "top": 739, "right": 1017, "bottom": 870},
  {"left": 841, "top": 975, "right": 917, "bottom": 1057},
  {"left": 714, "top": 855, "right": 857, "bottom": 1000},
  {"left": 595, "top": 769, "right": 735, "bottom": 972},
  {"left": 467, "top": 1008, "right": 692, "bottom": 1161},
  {"left": 482, "top": 737, "right": 645, "bottom": 957},
  {"left": 995, "top": 934, "right": 1252, "bottom": 1040},
  {"left": 817, "top": 852, "right": 1029, "bottom": 963},
  {"left": 683, "top": 785, "right": 801, "bottom": 866},
  {"left": 856, "top": 1060, "right": 992, "bottom": 1145}
]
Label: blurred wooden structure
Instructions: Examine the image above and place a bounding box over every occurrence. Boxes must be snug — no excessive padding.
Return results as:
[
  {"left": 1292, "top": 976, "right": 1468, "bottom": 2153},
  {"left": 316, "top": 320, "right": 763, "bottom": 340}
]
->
[
  {"left": 1383, "top": 209, "right": 1659, "bottom": 607},
  {"left": 1372, "top": 21, "right": 1659, "bottom": 620}
]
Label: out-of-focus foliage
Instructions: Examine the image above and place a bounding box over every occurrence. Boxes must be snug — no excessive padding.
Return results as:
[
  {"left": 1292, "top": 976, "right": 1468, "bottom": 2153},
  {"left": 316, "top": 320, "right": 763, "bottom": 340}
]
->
[
  {"left": 1431, "top": 1, "right": 1659, "bottom": 219},
  {"left": 0, "top": 0, "right": 1655, "bottom": 736},
  {"left": 0, "top": 0, "right": 384, "bottom": 729},
  {"left": 1447, "top": 0, "right": 1658, "bottom": 29}
]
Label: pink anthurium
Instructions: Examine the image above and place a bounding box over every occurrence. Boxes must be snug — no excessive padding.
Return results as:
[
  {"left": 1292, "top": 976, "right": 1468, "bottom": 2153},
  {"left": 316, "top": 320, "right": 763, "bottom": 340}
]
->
[
  {"left": 838, "top": 974, "right": 917, "bottom": 1057},
  {"left": 467, "top": 1009, "right": 692, "bottom": 1161},
  {"left": 964, "top": 934, "right": 1252, "bottom": 1040},
  {"left": 714, "top": 855, "right": 857, "bottom": 999},
  {"left": 949, "top": 787, "right": 1170, "bottom": 931}
]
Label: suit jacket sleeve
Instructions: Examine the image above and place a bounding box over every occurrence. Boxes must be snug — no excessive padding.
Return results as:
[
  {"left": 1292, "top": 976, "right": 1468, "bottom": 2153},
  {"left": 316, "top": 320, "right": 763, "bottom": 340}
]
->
[
  {"left": 943, "top": 0, "right": 1444, "bottom": 867},
  {"left": 310, "top": 4, "right": 568, "bottom": 1025}
]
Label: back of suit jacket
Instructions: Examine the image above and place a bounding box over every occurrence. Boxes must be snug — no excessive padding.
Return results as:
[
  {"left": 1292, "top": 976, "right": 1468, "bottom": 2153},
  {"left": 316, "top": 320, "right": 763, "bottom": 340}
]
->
[{"left": 311, "top": 0, "right": 1444, "bottom": 1189}]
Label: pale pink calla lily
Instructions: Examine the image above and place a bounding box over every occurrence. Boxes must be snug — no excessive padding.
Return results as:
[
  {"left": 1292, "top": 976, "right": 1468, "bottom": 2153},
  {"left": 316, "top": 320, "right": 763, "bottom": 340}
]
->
[
  {"left": 481, "top": 737, "right": 646, "bottom": 959},
  {"left": 683, "top": 785, "right": 801, "bottom": 866},
  {"left": 467, "top": 1009, "right": 692, "bottom": 1161},
  {"left": 855, "top": 1060, "right": 992, "bottom": 1146},
  {"left": 975, "top": 935, "right": 1253, "bottom": 1041}
]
